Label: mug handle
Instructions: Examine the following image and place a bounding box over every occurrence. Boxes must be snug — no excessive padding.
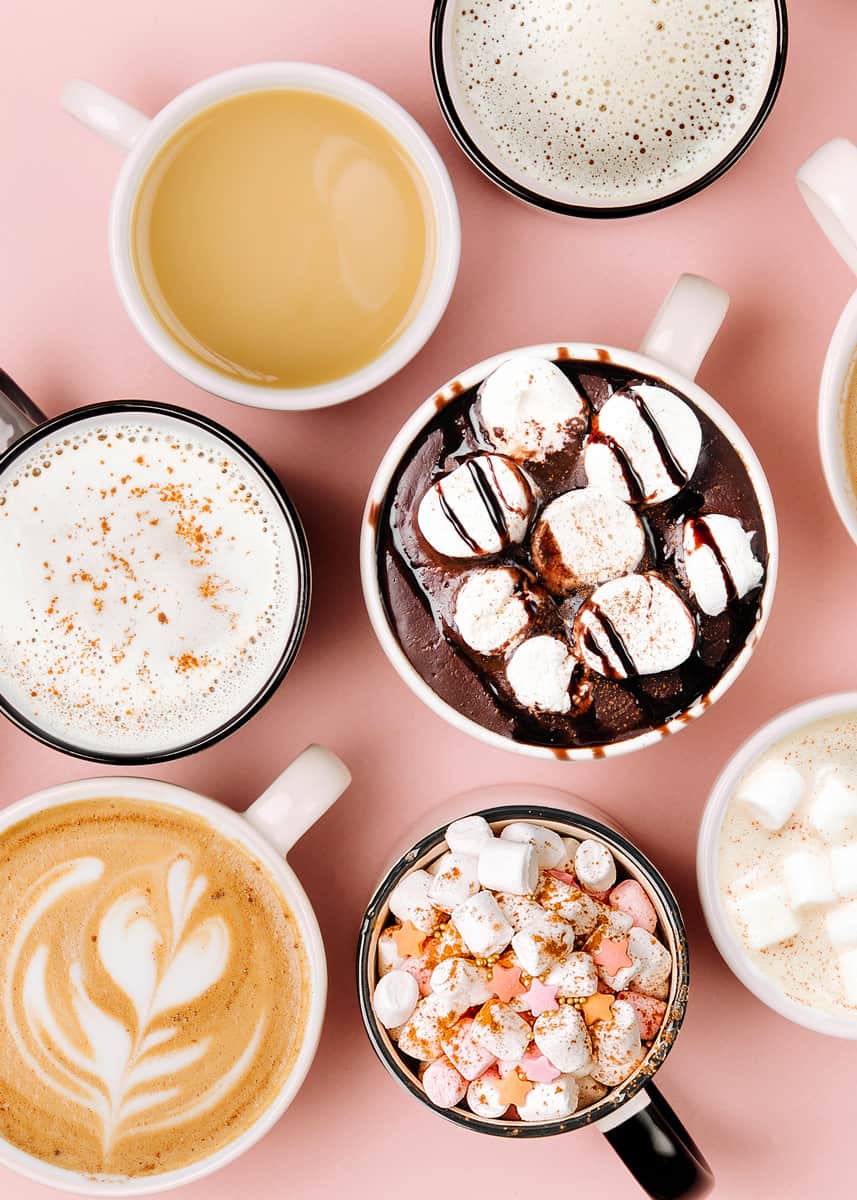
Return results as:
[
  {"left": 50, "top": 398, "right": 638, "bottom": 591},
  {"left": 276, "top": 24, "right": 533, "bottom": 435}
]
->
[
  {"left": 639, "top": 274, "right": 730, "bottom": 382},
  {"left": 597, "top": 1084, "right": 714, "bottom": 1200},
  {"left": 797, "top": 138, "right": 857, "bottom": 276},
  {"left": 61, "top": 80, "right": 151, "bottom": 151},
  {"left": 243, "top": 745, "right": 352, "bottom": 856},
  {"left": 0, "top": 369, "right": 47, "bottom": 453}
]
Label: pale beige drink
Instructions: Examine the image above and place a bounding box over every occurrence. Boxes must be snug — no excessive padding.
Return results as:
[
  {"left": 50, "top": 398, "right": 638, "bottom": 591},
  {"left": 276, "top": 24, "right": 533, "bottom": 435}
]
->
[
  {"left": 132, "top": 89, "right": 435, "bottom": 388},
  {"left": 843, "top": 352, "right": 857, "bottom": 499}
]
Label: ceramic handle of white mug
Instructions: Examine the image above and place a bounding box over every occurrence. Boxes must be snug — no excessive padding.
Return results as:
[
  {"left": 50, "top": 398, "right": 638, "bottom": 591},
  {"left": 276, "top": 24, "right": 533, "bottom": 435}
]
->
[
  {"left": 639, "top": 274, "right": 730, "bottom": 382},
  {"left": 797, "top": 138, "right": 857, "bottom": 277},
  {"left": 243, "top": 745, "right": 352, "bottom": 856},
  {"left": 0, "top": 370, "right": 47, "bottom": 454},
  {"left": 61, "top": 80, "right": 150, "bottom": 151}
]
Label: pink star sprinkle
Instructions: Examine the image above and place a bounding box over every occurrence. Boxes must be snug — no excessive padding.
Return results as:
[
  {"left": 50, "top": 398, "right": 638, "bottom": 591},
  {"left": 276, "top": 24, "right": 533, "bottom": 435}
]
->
[
  {"left": 490, "top": 964, "right": 525, "bottom": 1002},
  {"left": 518, "top": 1048, "right": 562, "bottom": 1084},
  {"left": 518, "top": 977, "right": 559, "bottom": 1016},
  {"left": 591, "top": 936, "right": 633, "bottom": 975}
]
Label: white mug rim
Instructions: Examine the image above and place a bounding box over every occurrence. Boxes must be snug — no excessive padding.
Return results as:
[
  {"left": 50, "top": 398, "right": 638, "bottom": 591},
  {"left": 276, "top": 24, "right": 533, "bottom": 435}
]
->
[
  {"left": 697, "top": 690, "right": 857, "bottom": 1039},
  {"left": 360, "top": 340, "right": 779, "bottom": 761},
  {"left": 0, "top": 776, "right": 327, "bottom": 1194},
  {"left": 818, "top": 288, "right": 857, "bottom": 547},
  {"left": 108, "top": 62, "right": 461, "bottom": 411}
]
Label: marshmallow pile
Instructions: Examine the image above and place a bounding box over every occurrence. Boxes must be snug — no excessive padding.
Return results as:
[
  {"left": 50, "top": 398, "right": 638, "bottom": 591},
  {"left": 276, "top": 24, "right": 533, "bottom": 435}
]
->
[{"left": 373, "top": 816, "right": 673, "bottom": 1121}]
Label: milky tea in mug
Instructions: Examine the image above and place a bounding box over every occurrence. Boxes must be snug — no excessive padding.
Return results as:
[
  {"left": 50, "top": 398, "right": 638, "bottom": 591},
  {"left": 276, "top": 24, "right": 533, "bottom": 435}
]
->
[
  {"left": 131, "top": 89, "right": 436, "bottom": 388},
  {"left": 0, "top": 798, "right": 310, "bottom": 1176}
]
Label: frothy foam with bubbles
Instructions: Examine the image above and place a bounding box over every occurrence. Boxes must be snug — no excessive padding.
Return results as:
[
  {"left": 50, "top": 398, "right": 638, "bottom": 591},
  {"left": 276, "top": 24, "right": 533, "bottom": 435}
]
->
[
  {"left": 448, "top": 0, "right": 778, "bottom": 206},
  {"left": 0, "top": 412, "right": 299, "bottom": 755}
]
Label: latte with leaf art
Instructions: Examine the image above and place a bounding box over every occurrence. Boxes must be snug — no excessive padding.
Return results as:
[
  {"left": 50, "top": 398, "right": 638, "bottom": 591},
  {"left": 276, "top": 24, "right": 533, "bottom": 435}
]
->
[{"left": 0, "top": 799, "right": 310, "bottom": 1177}]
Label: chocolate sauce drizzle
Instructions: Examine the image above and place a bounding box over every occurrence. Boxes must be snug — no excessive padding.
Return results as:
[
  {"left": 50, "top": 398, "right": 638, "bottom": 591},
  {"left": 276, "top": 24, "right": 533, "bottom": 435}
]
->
[
  {"left": 433, "top": 457, "right": 525, "bottom": 555},
  {"left": 581, "top": 602, "right": 637, "bottom": 680},
  {"left": 629, "top": 388, "right": 689, "bottom": 489},
  {"left": 690, "top": 517, "right": 737, "bottom": 603},
  {"left": 589, "top": 426, "right": 646, "bottom": 503}
]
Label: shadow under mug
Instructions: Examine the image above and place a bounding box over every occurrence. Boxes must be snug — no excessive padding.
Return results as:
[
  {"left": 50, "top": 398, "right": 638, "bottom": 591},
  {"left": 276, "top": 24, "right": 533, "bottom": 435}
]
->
[
  {"left": 356, "top": 787, "right": 712, "bottom": 1200},
  {"left": 0, "top": 370, "right": 311, "bottom": 764}
]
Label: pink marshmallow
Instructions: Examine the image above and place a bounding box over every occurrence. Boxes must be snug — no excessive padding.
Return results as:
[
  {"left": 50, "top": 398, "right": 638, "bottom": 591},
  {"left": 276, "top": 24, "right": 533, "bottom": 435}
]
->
[
  {"left": 441, "top": 1017, "right": 497, "bottom": 1081},
  {"left": 401, "top": 955, "right": 434, "bottom": 996},
  {"left": 423, "top": 1058, "right": 467, "bottom": 1108},
  {"left": 609, "top": 879, "right": 658, "bottom": 934},
  {"left": 618, "top": 991, "right": 668, "bottom": 1041}
]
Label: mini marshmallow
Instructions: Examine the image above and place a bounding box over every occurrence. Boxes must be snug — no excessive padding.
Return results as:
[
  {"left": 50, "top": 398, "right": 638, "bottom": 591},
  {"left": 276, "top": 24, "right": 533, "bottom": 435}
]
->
[
  {"left": 378, "top": 931, "right": 406, "bottom": 976},
  {"left": 531, "top": 488, "right": 645, "bottom": 594},
  {"left": 575, "top": 1074, "right": 610, "bottom": 1108},
  {"left": 501, "top": 822, "right": 566, "bottom": 869},
  {"left": 560, "top": 837, "right": 581, "bottom": 869},
  {"left": 730, "top": 885, "right": 800, "bottom": 952},
  {"left": 466, "top": 1068, "right": 510, "bottom": 1118},
  {"left": 400, "top": 954, "right": 434, "bottom": 997},
  {"left": 373, "top": 970, "right": 420, "bottom": 1029},
  {"left": 583, "top": 384, "right": 702, "bottom": 505},
  {"left": 452, "top": 891, "right": 514, "bottom": 958},
  {"left": 838, "top": 947, "right": 857, "bottom": 1005},
  {"left": 682, "top": 514, "right": 764, "bottom": 616},
  {"left": 477, "top": 355, "right": 588, "bottom": 462},
  {"left": 533, "top": 1006, "right": 592, "bottom": 1074},
  {"left": 417, "top": 454, "right": 534, "bottom": 558},
  {"left": 546, "top": 952, "right": 599, "bottom": 999},
  {"left": 397, "top": 995, "right": 461, "bottom": 1061},
  {"left": 618, "top": 991, "right": 668, "bottom": 1041},
  {"left": 625, "top": 928, "right": 672, "bottom": 999},
  {"left": 538, "top": 875, "right": 604, "bottom": 934},
  {"left": 428, "top": 852, "right": 481, "bottom": 909},
  {"left": 609, "top": 880, "right": 658, "bottom": 934},
  {"left": 575, "top": 840, "right": 617, "bottom": 893},
  {"left": 496, "top": 892, "right": 546, "bottom": 932},
  {"left": 783, "top": 850, "right": 835, "bottom": 911},
  {"left": 809, "top": 769, "right": 857, "bottom": 844},
  {"left": 388, "top": 870, "right": 442, "bottom": 933},
  {"left": 831, "top": 843, "right": 857, "bottom": 898},
  {"left": 506, "top": 635, "right": 576, "bottom": 713},
  {"left": 430, "top": 957, "right": 493, "bottom": 1011},
  {"left": 441, "top": 1017, "right": 497, "bottom": 1081},
  {"left": 446, "top": 815, "right": 495, "bottom": 857},
  {"left": 825, "top": 900, "right": 857, "bottom": 949},
  {"left": 478, "top": 838, "right": 540, "bottom": 896},
  {"left": 590, "top": 999, "right": 644, "bottom": 1086},
  {"left": 511, "top": 913, "right": 577, "bottom": 976},
  {"left": 422, "top": 1058, "right": 467, "bottom": 1109},
  {"left": 471, "top": 999, "right": 533, "bottom": 1061},
  {"left": 575, "top": 573, "right": 696, "bottom": 679},
  {"left": 735, "top": 759, "right": 805, "bottom": 831},
  {"left": 454, "top": 567, "right": 535, "bottom": 656},
  {"left": 517, "top": 1074, "right": 579, "bottom": 1122}
]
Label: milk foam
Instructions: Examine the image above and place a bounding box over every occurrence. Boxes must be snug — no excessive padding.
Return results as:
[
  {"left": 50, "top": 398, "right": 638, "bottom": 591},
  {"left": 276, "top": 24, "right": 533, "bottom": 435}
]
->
[
  {"left": 0, "top": 412, "right": 299, "bottom": 754},
  {"left": 449, "top": 0, "right": 777, "bottom": 206}
]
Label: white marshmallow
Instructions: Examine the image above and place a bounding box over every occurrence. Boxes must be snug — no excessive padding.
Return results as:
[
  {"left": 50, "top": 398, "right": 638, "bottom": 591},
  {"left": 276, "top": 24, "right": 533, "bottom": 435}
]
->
[
  {"left": 430, "top": 957, "right": 493, "bottom": 1010},
  {"left": 735, "top": 760, "right": 805, "bottom": 831},
  {"left": 838, "top": 947, "right": 857, "bottom": 1005},
  {"left": 511, "top": 912, "right": 576, "bottom": 975},
  {"left": 831, "top": 843, "right": 857, "bottom": 899},
  {"left": 533, "top": 1007, "right": 592, "bottom": 1074},
  {"left": 373, "top": 969, "right": 420, "bottom": 1029},
  {"left": 478, "top": 838, "right": 540, "bottom": 895},
  {"left": 583, "top": 383, "right": 702, "bottom": 505},
  {"left": 730, "top": 885, "right": 800, "bottom": 951},
  {"left": 825, "top": 900, "right": 857, "bottom": 949},
  {"left": 575, "top": 573, "right": 696, "bottom": 679},
  {"left": 388, "top": 870, "right": 442, "bottom": 933},
  {"left": 452, "top": 891, "right": 514, "bottom": 958},
  {"left": 809, "top": 769, "right": 857, "bottom": 844},
  {"left": 446, "top": 815, "right": 495, "bottom": 857},
  {"left": 428, "top": 852, "right": 480, "bottom": 909},
  {"left": 560, "top": 837, "right": 581, "bottom": 869},
  {"left": 575, "top": 840, "right": 617, "bottom": 893},
  {"left": 501, "top": 822, "right": 566, "bottom": 869},
  {"left": 417, "top": 454, "right": 534, "bottom": 558},
  {"left": 783, "top": 851, "right": 835, "bottom": 911},
  {"left": 471, "top": 999, "right": 533, "bottom": 1061},
  {"left": 496, "top": 892, "right": 546, "bottom": 931},
  {"left": 478, "top": 355, "right": 588, "bottom": 462},
  {"left": 682, "top": 514, "right": 764, "bottom": 616},
  {"left": 506, "top": 635, "right": 575, "bottom": 713},
  {"left": 590, "top": 1000, "right": 644, "bottom": 1086},
  {"left": 626, "top": 928, "right": 673, "bottom": 999},
  {"left": 517, "top": 1074, "right": 579, "bottom": 1122},
  {"left": 454, "top": 567, "right": 534, "bottom": 655},
  {"left": 441, "top": 1017, "right": 498, "bottom": 1081},
  {"left": 466, "top": 1068, "right": 510, "bottom": 1118},
  {"left": 575, "top": 1074, "right": 610, "bottom": 1108},
  {"left": 547, "top": 952, "right": 599, "bottom": 998},
  {"left": 538, "top": 875, "right": 603, "bottom": 934},
  {"left": 378, "top": 931, "right": 406, "bottom": 976},
  {"left": 397, "top": 995, "right": 461, "bottom": 1061},
  {"left": 531, "top": 488, "right": 644, "bottom": 595}
]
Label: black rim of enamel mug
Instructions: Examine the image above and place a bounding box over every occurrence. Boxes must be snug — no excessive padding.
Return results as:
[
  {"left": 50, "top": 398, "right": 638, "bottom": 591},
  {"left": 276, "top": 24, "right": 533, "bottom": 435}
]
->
[
  {"left": 429, "top": 0, "right": 789, "bottom": 220},
  {"left": 0, "top": 400, "right": 311, "bottom": 766},
  {"left": 356, "top": 804, "right": 690, "bottom": 1138}
]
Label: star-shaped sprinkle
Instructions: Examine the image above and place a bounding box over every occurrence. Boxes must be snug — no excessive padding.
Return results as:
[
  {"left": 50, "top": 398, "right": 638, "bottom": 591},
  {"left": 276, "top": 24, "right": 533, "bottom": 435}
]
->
[
  {"left": 548, "top": 868, "right": 578, "bottom": 886},
  {"left": 591, "top": 936, "right": 633, "bottom": 975},
  {"left": 518, "top": 977, "right": 559, "bottom": 1016},
  {"left": 518, "top": 1048, "right": 561, "bottom": 1084},
  {"left": 495, "top": 1068, "right": 534, "bottom": 1109},
  {"left": 490, "top": 963, "right": 525, "bottom": 1002},
  {"left": 390, "top": 920, "right": 428, "bottom": 958},
  {"left": 581, "top": 991, "right": 615, "bottom": 1026}
]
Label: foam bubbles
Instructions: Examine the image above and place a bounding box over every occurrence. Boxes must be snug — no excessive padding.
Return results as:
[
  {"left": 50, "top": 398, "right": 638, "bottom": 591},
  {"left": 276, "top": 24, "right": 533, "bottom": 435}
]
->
[{"left": 449, "top": 0, "right": 777, "bottom": 206}]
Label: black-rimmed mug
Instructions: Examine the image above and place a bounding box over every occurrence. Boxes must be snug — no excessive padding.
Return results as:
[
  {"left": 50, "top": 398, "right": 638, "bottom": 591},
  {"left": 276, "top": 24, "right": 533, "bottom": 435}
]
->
[
  {"left": 0, "top": 370, "right": 310, "bottom": 764},
  {"left": 357, "top": 787, "right": 712, "bottom": 1200},
  {"left": 430, "top": 0, "right": 788, "bottom": 219}
]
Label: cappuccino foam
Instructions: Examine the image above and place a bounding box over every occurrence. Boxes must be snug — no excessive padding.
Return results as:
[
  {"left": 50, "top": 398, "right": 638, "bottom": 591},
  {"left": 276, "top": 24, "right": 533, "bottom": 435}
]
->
[
  {"left": 449, "top": 0, "right": 778, "bottom": 206},
  {"left": 0, "top": 412, "right": 300, "bottom": 755}
]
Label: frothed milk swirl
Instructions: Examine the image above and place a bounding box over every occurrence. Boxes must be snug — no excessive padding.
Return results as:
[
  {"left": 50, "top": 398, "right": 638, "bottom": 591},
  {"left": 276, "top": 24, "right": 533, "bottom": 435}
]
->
[
  {"left": 449, "top": 0, "right": 778, "bottom": 206},
  {"left": 0, "top": 799, "right": 309, "bottom": 1176},
  {"left": 0, "top": 411, "right": 300, "bottom": 755}
]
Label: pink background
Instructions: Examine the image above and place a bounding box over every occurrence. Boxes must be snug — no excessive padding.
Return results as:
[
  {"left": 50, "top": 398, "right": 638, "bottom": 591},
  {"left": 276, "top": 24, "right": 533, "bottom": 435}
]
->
[{"left": 1, "top": 1, "right": 855, "bottom": 1196}]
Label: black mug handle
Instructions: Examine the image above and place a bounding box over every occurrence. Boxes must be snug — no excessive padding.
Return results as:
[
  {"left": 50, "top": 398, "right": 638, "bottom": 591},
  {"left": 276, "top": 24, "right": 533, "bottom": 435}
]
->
[
  {"left": 0, "top": 368, "right": 47, "bottom": 453},
  {"left": 600, "top": 1084, "right": 713, "bottom": 1200}
]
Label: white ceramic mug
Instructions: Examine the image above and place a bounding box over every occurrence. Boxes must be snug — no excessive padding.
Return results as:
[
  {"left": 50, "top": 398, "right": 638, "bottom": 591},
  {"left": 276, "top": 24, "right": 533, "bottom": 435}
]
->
[
  {"left": 361, "top": 273, "right": 779, "bottom": 760},
  {"left": 698, "top": 691, "right": 857, "bottom": 1039},
  {"left": 0, "top": 743, "right": 351, "bottom": 1194},
  {"left": 61, "top": 64, "right": 460, "bottom": 411},
  {"left": 798, "top": 138, "right": 857, "bottom": 547}
]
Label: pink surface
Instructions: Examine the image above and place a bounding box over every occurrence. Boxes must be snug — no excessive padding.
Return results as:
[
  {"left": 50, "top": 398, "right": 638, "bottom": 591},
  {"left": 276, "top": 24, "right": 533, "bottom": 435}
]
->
[{"left": 1, "top": 2, "right": 855, "bottom": 1197}]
